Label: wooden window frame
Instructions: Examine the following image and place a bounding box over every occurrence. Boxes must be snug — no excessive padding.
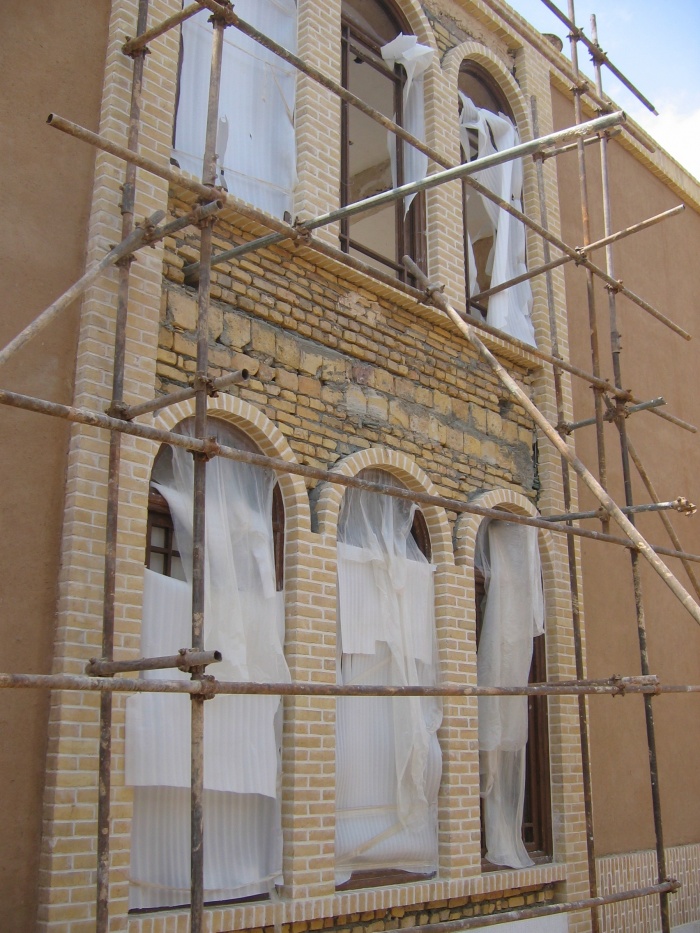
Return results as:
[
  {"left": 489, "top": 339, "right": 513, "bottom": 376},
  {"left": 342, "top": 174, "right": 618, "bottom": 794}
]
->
[
  {"left": 459, "top": 61, "right": 515, "bottom": 309},
  {"left": 340, "top": 1, "right": 427, "bottom": 284}
]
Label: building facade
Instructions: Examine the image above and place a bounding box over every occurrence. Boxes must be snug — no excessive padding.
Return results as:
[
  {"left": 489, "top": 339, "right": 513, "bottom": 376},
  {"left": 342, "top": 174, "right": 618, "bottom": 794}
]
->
[{"left": 0, "top": 1, "right": 699, "bottom": 931}]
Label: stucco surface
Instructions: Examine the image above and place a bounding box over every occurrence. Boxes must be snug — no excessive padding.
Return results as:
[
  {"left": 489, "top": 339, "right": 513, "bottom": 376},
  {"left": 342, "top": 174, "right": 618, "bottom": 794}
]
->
[
  {"left": 552, "top": 86, "right": 700, "bottom": 856},
  {"left": 0, "top": 2, "right": 109, "bottom": 927}
]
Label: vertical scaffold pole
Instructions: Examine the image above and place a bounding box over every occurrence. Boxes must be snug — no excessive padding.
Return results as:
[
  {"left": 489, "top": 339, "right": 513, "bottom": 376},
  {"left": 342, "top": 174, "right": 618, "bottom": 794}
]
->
[
  {"left": 531, "top": 96, "right": 600, "bottom": 933},
  {"left": 96, "top": 1, "right": 149, "bottom": 928},
  {"left": 566, "top": 0, "right": 609, "bottom": 532},
  {"left": 591, "top": 17, "right": 671, "bottom": 932},
  {"left": 190, "top": 7, "right": 226, "bottom": 931}
]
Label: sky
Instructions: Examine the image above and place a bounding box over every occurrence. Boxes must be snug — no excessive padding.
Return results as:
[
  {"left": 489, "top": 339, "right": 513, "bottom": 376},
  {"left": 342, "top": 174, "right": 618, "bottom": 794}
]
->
[{"left": 509, "top": 0, "right": 700, "bottom": 181}]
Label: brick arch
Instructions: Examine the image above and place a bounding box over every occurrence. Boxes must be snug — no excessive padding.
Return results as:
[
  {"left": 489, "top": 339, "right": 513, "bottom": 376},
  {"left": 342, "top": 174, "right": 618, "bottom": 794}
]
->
[
  {"left": 315, "top": 447, "right": 453, "bottom": 564},
  {"left": 442, "top": 42, "right": 531, "bottom": 143},
  {"left": 151, "top": 395, "right": 311, "bottom": 533},
  {"left": 390, "top": 0, "right": 438, "bottom": 52},
  {"left": 454, "top": 488, "right": 556, "bottom": 603}
]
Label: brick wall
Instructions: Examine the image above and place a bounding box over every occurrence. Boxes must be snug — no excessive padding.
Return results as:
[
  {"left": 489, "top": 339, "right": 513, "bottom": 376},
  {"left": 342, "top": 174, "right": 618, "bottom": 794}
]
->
[{"left": 35, "top": 0, "right": 596, "bottom": 930}]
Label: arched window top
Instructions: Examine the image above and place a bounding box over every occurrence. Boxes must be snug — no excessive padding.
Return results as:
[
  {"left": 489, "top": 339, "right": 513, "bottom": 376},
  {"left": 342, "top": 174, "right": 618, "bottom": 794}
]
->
[
  {"left": 147, "top": 416, "right": 285, "bottom": 592},
  {"left": 342, "top": 0, "right": 408, "bottom": 51},
  {"left": 151, "top": 417, "right": 260, "bottom": 488},
  {"left": 459, "top": 60, "right": 514, "bottom": 120},
  {"left": 339, "top": 468, "right": 431, "bottom": 561}
]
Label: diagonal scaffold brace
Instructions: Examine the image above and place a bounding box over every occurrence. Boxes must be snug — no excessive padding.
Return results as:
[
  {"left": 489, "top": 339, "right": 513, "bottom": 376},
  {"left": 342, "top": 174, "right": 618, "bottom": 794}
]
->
[{"left": 402, "top": 255, "right": 700, "bottom": 630}]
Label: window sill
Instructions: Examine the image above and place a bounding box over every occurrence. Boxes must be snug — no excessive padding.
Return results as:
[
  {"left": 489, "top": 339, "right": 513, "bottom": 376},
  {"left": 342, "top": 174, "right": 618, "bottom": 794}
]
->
[{"left": 125, "top": 863, "right": 569, "bottom": 933}]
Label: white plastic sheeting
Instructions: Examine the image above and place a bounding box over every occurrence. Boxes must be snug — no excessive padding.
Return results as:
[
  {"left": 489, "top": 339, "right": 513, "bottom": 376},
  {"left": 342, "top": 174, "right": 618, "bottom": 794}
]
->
[
  {"left": 381, "top": 34, "right": 434, "bottom": 213},
  {"left": 335, "top": 473, "right": 442, "bottom": 882},
  {"left": 126, "top": 423, "right": 288, "bottom": 909},
  {"left": 173, "top": 0, "right": 297, "bottom": 218},
  {"left": 460, "top": 94, "right": 537, "bottom": 346},
  {"left": 475, "top": 520, "right": 545, "bottom": 869}
]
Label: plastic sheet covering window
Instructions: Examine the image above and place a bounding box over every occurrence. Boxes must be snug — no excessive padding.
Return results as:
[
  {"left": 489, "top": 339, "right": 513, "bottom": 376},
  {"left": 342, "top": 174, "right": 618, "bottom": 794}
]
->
[
  {"left": 125, "top": 420, "right": 289, "bottom": 909},
  {"left": 173, "top": 0, "right": 297, "bottom": 219},
  {"left": 381, "top": 34, "right": 434, "bottom": 214},
  {"left": 335, "top": 471, "right": 442, "bottom": 884},
  {"left": 460, "top": 94, "right": 537, "bottom": 346},
  {"left": 475, "top": 520, "right": 545, "bottom": 869}
]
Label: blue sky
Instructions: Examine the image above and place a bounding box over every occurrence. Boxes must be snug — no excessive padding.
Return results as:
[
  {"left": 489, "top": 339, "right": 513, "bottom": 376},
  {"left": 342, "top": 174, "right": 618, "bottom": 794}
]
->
[{"left": 510, "top": 0, "right": 700, "bottom": 180}]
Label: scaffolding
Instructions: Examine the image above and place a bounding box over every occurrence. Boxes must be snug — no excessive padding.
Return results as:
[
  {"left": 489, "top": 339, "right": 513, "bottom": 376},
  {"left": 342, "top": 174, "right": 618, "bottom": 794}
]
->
[{"left": 1, "top": 1, "right": 699, "bottom": 932}]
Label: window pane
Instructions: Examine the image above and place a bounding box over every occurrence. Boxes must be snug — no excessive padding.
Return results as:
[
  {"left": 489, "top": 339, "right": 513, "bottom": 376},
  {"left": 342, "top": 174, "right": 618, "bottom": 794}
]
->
[
  {"left": 149, "top": 552, "right": 165, "bottom": 575},
  {"left": 150, "top": 526, "right": 166, "bottom": 549}
]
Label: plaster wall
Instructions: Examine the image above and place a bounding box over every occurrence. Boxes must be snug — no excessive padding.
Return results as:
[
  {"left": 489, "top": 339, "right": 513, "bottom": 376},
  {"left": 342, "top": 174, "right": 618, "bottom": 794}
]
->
[
  {"left": 552, "top": 87, "right": 700, "bottom": 856},
  {"left": 0, "top": 2, "right": 109, "bottom": 928}
]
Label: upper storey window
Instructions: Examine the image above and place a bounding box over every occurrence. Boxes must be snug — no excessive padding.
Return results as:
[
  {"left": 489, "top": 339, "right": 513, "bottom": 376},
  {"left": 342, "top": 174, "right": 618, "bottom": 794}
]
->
[
  {"left": 459, "top": 62, "right": 536, "bottom": 346},
  {"left": 173, "top": 0, "right": 297, "bottom": 219},
  {"left": 340, "top": 0, "right": 431, "bottom": 282}
]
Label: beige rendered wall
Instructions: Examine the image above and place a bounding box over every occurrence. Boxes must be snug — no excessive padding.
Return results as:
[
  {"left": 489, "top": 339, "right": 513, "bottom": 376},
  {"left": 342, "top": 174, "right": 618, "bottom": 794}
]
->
[
  {"left": 0, "top": 1, "right": 109, "bottom": 928},
  {"left": 552, "top": 87, "right": 700, "bottom": 856}
]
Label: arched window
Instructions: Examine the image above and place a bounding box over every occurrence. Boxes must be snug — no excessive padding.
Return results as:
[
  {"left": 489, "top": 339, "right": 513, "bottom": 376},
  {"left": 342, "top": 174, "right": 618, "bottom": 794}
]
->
[
  {"left": 458, "top": 61, "right": 536, "bottom": 345},
  {"left": 127, "top": 418, "right": 288, "bottom": 910},
  {"left": 340, "top": 0, "right": 430, "bottom": 282},
  {"left": 474, "top": 519, "right": 551, "bottom": 868},
  {"left": 172, "top": 0, "right": 297, "bottom": 218},
  {"left": 335, "top": 469, "right": 441, "bottom": 888}
]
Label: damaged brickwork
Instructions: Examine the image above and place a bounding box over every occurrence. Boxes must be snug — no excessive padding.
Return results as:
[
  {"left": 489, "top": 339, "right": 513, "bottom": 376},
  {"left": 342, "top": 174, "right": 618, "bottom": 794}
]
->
[{"left": 159, "top": 191, "right": 539, "bottom": 512}]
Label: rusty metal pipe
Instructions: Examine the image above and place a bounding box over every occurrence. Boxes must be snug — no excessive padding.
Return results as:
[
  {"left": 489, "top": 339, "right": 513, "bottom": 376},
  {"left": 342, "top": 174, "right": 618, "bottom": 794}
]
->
[
  {"left": 47, "top": 113, "right": 693, "bottom": 354},
  {"left": 188, "top": 12, "right": 225, "bottom": 928},
  {"left": 404, "top": 254, "right": 700, "bottom": 628},
  {"left": 5, "top": 385, "right": 700, "bottom": 565},
  {"left": 591, "top": 21, "right": 671, "bottom": 927},
  {"left": 122, "top": 2, "right": 203, "bottom": 56},
  {"left": 566, "top": 397, "right": 666, "bottom": 433},
  {"left": 97, "top": 3, "right": 150, "bottom": 927},
  {"left": 471, "top": 205, "right": 684, "bottom": 305},
  {"left": 85, "top": 650, "right": 222, "bottom": 677},
  {"left": 530, "top": 93, "right": 599, "bottom": 930},
  {"left": 539, "top": 0, "right": 658, "bottom": 114},
  {"left": 544, "top": 499, "right": 696, "bottom": 523},
  {"left": 120, "top": 368, "right": 249, "bottom": 420},
  {"left": 3, "top": 671, "right": 700, "bottom": 698}
]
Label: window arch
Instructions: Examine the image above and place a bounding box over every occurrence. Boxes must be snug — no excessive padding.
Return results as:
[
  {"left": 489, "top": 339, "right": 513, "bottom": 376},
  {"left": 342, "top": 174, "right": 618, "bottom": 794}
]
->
[
  {"left": 458, "top": 59, "right": 537, "bottom": 345},
  {"left": 340, "top": 0, "right": 430, "bottom": 282},
  {"left": 334, "top": 468, "right": 441, "bottom": 888},
  {"left": 127, "top": 417, "right": 290, "bottom": 910}
]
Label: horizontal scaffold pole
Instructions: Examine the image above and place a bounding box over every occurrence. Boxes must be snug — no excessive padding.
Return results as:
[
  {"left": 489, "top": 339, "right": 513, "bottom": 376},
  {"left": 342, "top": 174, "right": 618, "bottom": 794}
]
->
[
  {"left": 1, "top": 671, "right": 698, "bottom": 697},
  {"left": 470, "top": 204, "right": 685, "bottom": 305},
  {"left": 46, "top": 112, "right": 695, "bottom": 431},
  {"left": 182, "top": 111, "right": 625, "bottom": 276},
  {"left": 403, "top": 255, "right": 700, "bottom": 628},
  {"left": 2, "top": 385, "right": 700, "bottom": 565},
  {"left": 545, "top": 497, "right": 696, "bottom": 523},
  {"left": 182, "top": 3, "right": 687, "bottom": 341},
  {"left": 122, "top": 1, "right": 203, "bottom": 56}
]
